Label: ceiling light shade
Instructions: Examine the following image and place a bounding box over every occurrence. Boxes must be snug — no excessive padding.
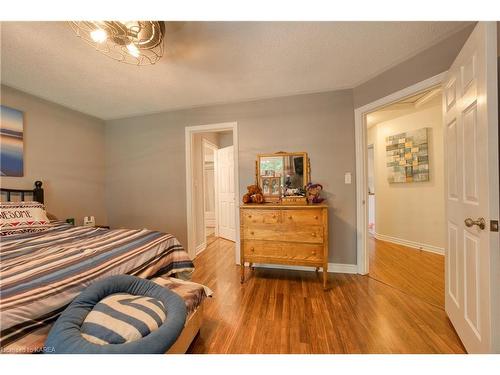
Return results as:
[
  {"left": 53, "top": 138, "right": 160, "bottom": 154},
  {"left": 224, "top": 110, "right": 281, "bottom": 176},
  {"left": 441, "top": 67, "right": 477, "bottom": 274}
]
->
[{"left": 70, "top": 21, "right": 165, "bottom": 65}]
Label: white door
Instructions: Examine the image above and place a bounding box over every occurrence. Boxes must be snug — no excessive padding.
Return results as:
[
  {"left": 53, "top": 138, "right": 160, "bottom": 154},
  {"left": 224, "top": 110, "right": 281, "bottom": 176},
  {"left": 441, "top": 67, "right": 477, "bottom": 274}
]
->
[
  {"left": 443, "top": 22, "right": 499, "bottom": 353},
  {"left": 203, "top": 143, "right": 217, "bottom": 230},
  {"left": 216, "top": 145, "right": 236, "bottom": 241}
]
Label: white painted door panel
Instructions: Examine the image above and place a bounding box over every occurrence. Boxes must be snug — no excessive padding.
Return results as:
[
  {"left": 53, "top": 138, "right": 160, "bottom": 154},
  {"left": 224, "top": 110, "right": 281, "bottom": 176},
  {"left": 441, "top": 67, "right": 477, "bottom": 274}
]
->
[
  {"left": 216, "top": 146, "right": 236, "bottom": 241},
  {"left": 443, "top": 22, "right": 499, "bottom": 353}
]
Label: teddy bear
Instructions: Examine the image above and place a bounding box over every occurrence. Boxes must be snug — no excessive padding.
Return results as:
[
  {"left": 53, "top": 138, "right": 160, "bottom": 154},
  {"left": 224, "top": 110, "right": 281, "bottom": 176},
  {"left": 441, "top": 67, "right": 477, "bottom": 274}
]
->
[
  {"left": 306, "top": 183, "right": 324, "bottom": 204},
  {"left": 242, "top": 184, "right": 264, "bottom": 204}
]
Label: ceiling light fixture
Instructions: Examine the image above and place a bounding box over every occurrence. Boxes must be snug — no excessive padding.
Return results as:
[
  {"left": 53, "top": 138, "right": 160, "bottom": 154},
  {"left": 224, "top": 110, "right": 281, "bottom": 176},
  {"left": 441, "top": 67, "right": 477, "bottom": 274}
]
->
[
  {"left": 70, "top": 21, "right": 165, "bottom": 65},
  {"left": 90, "top": 29, "right": 107, "bottom": 43},
  {"left": 126, "top": 43, "right": 140, "bottom": 58}
]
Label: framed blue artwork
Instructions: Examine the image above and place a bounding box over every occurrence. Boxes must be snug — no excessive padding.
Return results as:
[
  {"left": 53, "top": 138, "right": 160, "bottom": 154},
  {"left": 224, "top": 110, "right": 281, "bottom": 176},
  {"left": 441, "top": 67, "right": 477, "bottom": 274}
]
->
[{"left": 0, "top": 105, "right": 24, "bottom": 177}]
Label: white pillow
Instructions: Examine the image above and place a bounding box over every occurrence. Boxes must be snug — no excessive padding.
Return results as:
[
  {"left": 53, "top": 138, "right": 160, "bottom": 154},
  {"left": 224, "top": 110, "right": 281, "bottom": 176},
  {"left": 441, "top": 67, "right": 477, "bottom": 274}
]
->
[{"left": 0, "top": 201, "right": 50, "bottom": 236}]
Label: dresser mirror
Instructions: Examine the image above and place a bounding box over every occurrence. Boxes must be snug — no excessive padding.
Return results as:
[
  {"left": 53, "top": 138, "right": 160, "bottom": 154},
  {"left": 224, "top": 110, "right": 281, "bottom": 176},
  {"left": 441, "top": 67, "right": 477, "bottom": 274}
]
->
[{"left": 256, "top": 152, "right": 310, "bottom": 201}]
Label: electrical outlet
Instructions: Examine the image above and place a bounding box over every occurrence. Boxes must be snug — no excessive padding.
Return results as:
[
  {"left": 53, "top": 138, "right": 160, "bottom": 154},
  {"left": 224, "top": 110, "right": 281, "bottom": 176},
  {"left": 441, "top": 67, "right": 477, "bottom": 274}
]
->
[
  {"left": 344, "top": 172, "right": 352, "bottom": 184},
  {"left": 491, "top": 220, "right": 499, "bottom": 232}
]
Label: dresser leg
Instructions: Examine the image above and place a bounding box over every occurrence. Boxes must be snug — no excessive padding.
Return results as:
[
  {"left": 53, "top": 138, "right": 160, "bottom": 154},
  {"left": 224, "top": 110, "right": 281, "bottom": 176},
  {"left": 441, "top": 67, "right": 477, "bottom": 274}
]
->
[{"left": 240, "top": 264, "right": 245, "bottom": 284}]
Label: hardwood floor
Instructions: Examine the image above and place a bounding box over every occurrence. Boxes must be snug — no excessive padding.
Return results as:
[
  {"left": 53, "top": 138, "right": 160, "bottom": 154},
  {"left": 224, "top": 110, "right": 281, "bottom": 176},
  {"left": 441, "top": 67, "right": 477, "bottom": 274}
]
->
[
  {"left": 187, "top": 238, "right": 465, "bottom": 354},
  {"left": 368, "top": 236, "right": 445, "bottom": 308},
  {"left": 206, "top": 233, "right": 218, "bottom": 247}
]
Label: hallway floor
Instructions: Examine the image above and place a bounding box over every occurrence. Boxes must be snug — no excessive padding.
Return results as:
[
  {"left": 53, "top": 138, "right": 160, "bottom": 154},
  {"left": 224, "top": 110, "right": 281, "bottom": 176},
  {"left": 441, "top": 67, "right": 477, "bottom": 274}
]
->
[{"left": 368, "top": 236, "right": 445, "bottom": 308}]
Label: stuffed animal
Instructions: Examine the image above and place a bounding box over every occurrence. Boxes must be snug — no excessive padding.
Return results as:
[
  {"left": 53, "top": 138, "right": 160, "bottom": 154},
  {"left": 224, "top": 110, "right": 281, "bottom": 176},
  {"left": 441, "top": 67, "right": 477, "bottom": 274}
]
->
[
  {"left": 306, "top": 183, "right": 324, "bottom": 204},
  {"left": 242, "top": 184, "right": 265, "bottom": 204}
]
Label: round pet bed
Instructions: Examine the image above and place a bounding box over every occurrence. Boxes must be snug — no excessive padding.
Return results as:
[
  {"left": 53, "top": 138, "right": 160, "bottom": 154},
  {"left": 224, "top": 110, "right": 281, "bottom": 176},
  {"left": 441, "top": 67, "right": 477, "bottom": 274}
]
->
[{"left": 45, "top": 275, "right": 187, "bottom": 354}]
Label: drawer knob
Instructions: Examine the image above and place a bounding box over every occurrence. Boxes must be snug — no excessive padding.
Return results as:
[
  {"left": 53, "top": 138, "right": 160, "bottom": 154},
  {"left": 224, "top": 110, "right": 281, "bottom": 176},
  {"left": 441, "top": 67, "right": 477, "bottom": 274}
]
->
[
  {"left": 250, "top": 231, "right": 255, "bottom": 235},
  {"left": 248, "top": 215, "right": 252, "bottom": 219},
  {"left": 312, "top": 251, "right": 316, "bottom": 255},
  {"left": 288, "top": 216, "right": 293, "bottom": 220},
  {"left": 315, "top": 216, "right": 319, "bottom": 220},
  {"left": 272, "top": 215, "right": 276, "bottom": 218},
  {"left": 312, "top": 232, "right": 317, "bottom": 237},
  {"left": 251, "top": 247, "right": 255, "bottom": 252}
]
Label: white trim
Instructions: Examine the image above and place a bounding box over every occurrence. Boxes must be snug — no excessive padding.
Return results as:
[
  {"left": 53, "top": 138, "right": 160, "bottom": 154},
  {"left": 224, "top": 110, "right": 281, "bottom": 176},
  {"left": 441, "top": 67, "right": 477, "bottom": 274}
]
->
[
  {"left": 249, "top": 263, "right": 358, "bottom": 274},
  {"left": 354, "top": 72, "right": 447, "bottom": 275},
  {"left": 185, "top": 122, "right": 239, "bottom": 262},
  {"left": 202, "top": 138, "right": 219, "bottom": 239},
  {"left": 373, "top": 232, "right": 445, "bottom": 255},
  {"left": 329, "top": 263, "right": 359, "bottom": 274},
  {"left": 196, "top": 242, "right": 207, "bottom": 255},
  {"left": 414, "top": 87, "right": 442, "bottom": 109}
]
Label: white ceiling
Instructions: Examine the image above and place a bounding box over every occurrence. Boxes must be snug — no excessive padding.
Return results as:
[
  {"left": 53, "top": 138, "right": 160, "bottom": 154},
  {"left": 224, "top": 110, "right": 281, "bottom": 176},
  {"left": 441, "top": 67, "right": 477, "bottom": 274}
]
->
[{"left": 1, "top": 21, "right": 471, "bottom": 120}]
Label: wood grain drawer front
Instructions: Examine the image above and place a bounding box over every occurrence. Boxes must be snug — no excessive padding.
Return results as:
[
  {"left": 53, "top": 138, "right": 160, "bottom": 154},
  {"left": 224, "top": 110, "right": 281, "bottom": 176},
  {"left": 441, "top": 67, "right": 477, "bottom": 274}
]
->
[
  {"left": 284, "top": 225, "right": 324, "bottom": 244},
  {"left": 242, "top": 210, "right": 280, "bottom": 225},
  {"left": 282, "top": 209, "right": 323, "bottom": 225},
  {"left": 244, "top": 241, "right": 285, "bottom": 259},
  {"left": 240, "top": 204, "right": 329, "bottom": 288},
  {"left": 242, "top": 226, "right": 282, "bottom": 241},
  {"left": 285, "top": 243, "right": 323, "bottom": 261}
]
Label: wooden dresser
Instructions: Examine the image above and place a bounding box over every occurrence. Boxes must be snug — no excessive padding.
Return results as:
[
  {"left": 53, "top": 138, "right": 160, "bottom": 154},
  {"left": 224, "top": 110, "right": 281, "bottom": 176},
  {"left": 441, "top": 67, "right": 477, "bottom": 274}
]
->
[{"left": 240, "top": 203, "right": 329, "bottom": 288}]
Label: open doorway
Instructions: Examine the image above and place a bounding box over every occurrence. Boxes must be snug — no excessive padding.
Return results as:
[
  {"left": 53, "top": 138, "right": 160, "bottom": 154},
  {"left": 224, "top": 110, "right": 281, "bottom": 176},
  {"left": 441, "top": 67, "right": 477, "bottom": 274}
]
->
[
  {"left": 202, "top": 139, "right": 218, "bottom": 246},
  {"left": 185, "top": 123, "right": 239, "bottom": 262},
  {"left": 356, "top": 23, "right": 499, "bottom": 354},
  {"left": 364, "top": 86, "right": 446, "bottom": 307},
  {"left": 202, "top": 131, "right": 235, "bottom": 249}
]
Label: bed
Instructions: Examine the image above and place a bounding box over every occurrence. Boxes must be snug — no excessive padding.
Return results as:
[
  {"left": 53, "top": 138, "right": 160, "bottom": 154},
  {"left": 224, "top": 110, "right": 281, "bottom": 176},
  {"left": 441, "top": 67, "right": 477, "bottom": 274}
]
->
[{"left": 0, "top": 182, "right": 210, "bottom": 354}]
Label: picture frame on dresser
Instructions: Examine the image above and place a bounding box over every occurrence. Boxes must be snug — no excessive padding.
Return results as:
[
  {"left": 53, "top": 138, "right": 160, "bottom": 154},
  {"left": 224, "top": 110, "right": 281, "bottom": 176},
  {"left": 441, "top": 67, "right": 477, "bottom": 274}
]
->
[{"left": 261, "top": 176, "right": 281, "bottom": 202}]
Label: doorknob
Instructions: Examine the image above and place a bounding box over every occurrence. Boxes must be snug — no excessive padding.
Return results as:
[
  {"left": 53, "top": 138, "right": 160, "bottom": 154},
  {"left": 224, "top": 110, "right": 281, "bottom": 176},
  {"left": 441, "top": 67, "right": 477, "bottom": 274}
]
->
[{"left": 464, "top": 217, "right": 486, "bottom": 230}]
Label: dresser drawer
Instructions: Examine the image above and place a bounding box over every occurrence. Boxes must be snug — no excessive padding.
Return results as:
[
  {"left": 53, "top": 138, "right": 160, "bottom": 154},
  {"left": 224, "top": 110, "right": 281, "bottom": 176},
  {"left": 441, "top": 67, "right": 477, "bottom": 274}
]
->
[
  {"left": 241, "top": 209, "right": 280, "bottom": 225},
  {"left": 243, "top": 241, "right": 285, "bottom": 258},
  {"left": 284, "top": 243, "right": 323, "bottom": 261},
  {"left": 242, "top": 226, "right": 282, "bottom": 241},
  {"left": 283, "top": 225, "right": 324, "bottom": 244},
  {"left": 282, "top": 209, "right": 323, "bottom": 225},
  {"left": 240, "top": 204, "right": 329, "bottom": 288}
]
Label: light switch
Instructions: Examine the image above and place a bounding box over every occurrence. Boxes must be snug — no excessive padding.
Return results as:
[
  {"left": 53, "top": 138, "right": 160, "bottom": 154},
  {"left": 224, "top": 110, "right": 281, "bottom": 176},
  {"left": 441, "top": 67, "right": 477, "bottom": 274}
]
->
[{"left": 344, "top": 172, "right": 352, "bottom": 184}]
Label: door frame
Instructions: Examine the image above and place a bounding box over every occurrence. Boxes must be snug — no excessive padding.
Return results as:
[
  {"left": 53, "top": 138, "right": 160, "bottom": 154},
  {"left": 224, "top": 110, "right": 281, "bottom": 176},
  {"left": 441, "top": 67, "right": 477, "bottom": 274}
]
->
[
  {"left": 367, "top": 143, "right": 375, "bottom": 235},
  {"left": 202, "top": 138, "right": 219, "bottom": 242},
  {"left": 354, "top": 72, "right": 447, "bottom": 274},
  {"left": 185, "top": 122, "right": 239, "bottom": 262}
]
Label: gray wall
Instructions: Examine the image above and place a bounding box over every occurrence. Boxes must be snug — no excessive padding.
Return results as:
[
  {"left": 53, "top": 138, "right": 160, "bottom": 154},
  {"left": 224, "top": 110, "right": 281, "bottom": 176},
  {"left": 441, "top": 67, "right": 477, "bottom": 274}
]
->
[
  {"left": 0, "top": 85, "right": 107, "bottom": 225},
  {"left": 106, "top": 90, "right": 357, "bottom": 265},
  {"left": 353, "top": 24, "right": 475, "bottom": 108}
]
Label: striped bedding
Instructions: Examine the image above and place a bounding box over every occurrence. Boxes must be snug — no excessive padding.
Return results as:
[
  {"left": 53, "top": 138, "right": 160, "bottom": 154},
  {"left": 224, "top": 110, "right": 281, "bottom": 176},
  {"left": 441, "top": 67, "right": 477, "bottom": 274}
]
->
[{"left": 0, "top": 221, "right": 195, "bottom": 353}]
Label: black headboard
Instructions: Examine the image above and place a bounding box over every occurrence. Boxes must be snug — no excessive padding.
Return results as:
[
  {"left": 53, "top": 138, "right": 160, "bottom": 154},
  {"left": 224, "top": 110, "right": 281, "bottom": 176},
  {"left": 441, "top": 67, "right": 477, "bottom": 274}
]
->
[{"left": 0, "top": 181, "right": 44, "bottom": 204}]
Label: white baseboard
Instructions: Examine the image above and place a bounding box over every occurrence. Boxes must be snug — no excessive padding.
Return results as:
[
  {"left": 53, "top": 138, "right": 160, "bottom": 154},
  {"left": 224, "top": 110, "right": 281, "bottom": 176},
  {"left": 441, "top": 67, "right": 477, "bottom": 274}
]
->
[
  {"left": 249, "top": 262, "right": 358, "bottom": 274},
  {"left": 374, "top": 232, "right": 444, "bottom": 255},
  {"left": 195, "top": 242, "right": 207, "bottom": 255},
  {"left": 330, "top": 263, "right": 358, "bottom": 274}
]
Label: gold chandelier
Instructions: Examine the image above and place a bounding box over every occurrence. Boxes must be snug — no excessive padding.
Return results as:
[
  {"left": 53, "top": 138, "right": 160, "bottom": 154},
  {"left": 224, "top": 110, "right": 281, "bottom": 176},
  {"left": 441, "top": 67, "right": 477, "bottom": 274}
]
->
[{"left": 70, "top": 21, "right": 165, "bottom": 65}]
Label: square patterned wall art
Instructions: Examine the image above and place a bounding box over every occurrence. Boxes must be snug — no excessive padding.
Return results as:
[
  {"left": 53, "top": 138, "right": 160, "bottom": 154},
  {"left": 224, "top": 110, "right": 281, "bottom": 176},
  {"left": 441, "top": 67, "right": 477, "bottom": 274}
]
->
[
  {"left": 0, "top": 105, "right": 24, "bottom": 177},
  {"left": 386, "top": 127, "right": 429, "bottom": 183}
]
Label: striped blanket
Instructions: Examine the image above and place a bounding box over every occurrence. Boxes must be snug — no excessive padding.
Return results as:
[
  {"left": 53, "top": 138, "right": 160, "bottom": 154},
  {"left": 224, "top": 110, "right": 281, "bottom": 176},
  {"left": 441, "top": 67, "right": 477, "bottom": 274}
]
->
[{"left": 0, "top": 222, "right": 194, "bottom": 352}]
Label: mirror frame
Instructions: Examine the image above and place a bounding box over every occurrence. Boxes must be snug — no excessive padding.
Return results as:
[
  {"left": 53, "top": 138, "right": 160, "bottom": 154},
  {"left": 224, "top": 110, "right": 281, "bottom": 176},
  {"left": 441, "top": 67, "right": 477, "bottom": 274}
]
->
[{"left": 256, "top": 151, "right": 310, "bottom": 201}]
